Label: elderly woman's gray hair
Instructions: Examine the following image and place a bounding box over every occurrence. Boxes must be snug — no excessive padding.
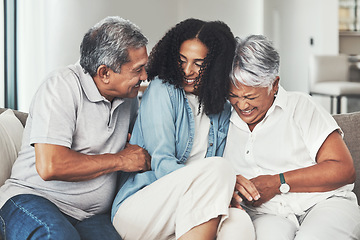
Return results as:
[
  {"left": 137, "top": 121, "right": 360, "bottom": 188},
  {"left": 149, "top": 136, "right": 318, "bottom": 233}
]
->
[
  {"left": 230, "top": 35, "right": 279, "bottom": 90},
  {"left": 80, "top": 16, "right": 148, "bottom": 77}
]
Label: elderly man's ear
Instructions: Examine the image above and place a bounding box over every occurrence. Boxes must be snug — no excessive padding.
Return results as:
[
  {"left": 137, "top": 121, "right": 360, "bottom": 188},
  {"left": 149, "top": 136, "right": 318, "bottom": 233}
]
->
[
  {"left": 97, "top": 65, "right": 110, "bottom": 84},
  {"left": 273, "top": 76, "right": 280, "bottom": 93}
]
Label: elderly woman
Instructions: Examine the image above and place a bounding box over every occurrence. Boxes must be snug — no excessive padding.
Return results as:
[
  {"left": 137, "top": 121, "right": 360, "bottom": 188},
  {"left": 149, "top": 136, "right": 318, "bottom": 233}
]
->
[{"left": 224, "top": 35, "right": 360, "bottom": 239}]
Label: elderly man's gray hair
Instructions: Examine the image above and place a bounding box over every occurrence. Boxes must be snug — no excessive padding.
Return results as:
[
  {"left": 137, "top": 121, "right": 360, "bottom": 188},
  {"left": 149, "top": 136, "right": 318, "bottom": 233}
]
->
[{"left": 80, "top": 16, "right": 148, "bottom": 76}]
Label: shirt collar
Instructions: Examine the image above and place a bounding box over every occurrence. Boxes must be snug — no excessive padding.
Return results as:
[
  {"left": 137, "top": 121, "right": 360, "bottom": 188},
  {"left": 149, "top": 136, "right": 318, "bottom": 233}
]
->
[{"left": 266, "top": 85, "right": 287, "bottom": 115}]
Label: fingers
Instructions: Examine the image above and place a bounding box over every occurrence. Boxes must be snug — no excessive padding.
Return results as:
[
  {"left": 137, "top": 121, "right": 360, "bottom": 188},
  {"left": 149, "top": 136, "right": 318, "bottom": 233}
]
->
[
  {"left": 236, "top": 182, "right": 260, "bottom": 202},
  {"left": 120, "top": 143, "right": 151, "bottom": 172},
  {"left": 230, "top": 191, "right": 244, "bottom": 209},
  {"left": 134, "top": 146, "right": 151, "bottom": 172},
  {"left": 235, "top": 175, "right": 260, "bottom": 202}
]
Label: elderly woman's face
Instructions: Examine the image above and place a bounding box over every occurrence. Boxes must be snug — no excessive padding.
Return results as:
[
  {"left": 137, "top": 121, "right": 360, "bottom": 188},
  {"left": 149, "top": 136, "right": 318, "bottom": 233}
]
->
[
  {"left": 179, "top": 38, "right": 208, "bottom": 94},
  {"left": 228, "top": 79, "right": 279, "bottom": 131}
]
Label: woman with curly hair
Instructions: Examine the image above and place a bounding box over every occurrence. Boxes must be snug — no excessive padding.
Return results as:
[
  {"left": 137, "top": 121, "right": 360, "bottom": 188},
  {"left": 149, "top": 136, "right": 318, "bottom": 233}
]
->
[{"left": 111, "top": 18, "right": 255, "bottom": 240}]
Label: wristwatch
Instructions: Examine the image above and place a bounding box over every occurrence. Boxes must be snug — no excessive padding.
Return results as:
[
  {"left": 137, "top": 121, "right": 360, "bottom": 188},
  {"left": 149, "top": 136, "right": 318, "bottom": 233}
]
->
[{"left": 279, "top": 173, "right": 290, "bottom": 193}]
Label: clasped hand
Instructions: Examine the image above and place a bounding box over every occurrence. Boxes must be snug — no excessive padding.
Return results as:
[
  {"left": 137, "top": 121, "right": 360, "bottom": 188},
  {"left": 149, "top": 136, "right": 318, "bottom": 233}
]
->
[
  {"left": 119, "top": 142, "right": 151, "bottom": 172},
  {"left": 231, "top": 174, "right": 279, "bottom": 208}
]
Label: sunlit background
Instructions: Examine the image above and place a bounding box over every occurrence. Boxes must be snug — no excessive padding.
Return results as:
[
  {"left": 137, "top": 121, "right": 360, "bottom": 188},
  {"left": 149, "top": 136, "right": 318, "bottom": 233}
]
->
[{"left": 3, "top": 0, "right": 359, "bottom": 113}]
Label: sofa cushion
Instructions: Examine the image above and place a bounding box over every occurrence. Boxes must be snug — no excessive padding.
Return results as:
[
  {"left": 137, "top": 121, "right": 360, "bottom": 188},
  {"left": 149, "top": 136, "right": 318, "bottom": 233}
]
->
[
  {"left": 333, "top": 111, "right": 360, "bottom": 204},
  {"left": 0, "top": 109, "right": 24, "bottom": 186}
]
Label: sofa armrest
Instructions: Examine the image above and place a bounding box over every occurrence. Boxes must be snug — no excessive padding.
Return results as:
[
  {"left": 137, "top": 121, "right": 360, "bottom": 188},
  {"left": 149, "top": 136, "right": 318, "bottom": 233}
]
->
[{"left": 0, "top": 108, "right": 28, "bottom": 127}]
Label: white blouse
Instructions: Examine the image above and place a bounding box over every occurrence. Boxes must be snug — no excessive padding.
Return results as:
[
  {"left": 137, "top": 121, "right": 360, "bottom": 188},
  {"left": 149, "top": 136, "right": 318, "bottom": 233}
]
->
[
  {"left": 224, "top": 86, "right": 356, "bottom": 224},
  {"left": 186, "top": 93, "right": 210, "bottom": 164}
]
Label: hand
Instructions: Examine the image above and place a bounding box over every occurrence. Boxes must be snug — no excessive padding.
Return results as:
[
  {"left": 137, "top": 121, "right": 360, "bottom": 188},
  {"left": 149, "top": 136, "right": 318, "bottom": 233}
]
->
[
  {"left": 117, "top": 143, "right": 151, "bottom": 172},
  {"left": 249, "top": 174, "right": 278, "bottom": 207},
  {"left": 230, "top": 174, "right": 260, "bottom": 208}
]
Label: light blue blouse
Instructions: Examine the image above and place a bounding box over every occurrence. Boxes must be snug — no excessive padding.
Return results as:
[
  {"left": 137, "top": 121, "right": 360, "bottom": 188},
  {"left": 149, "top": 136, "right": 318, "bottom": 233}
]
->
[{"left": 111, "top": 77, "right": 231, "bottom": 220}]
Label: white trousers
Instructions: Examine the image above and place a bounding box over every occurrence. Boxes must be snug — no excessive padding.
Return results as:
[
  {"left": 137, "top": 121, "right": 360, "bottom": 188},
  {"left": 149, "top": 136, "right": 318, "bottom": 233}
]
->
[
  {"left": 113, "top": 157, "right": 254, "bottom": 240},
  {"left": 249, "top": 196, "right": 360, "bottom": 240},
  {"left": 217, "top": 207, "right": 255, "bottom": 240}
]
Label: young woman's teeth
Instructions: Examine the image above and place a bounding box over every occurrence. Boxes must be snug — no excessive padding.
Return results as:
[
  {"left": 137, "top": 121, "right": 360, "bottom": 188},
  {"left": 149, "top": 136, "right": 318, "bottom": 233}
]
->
[{"left": 185, "top": 79, "right": 195, "bottom": 83}]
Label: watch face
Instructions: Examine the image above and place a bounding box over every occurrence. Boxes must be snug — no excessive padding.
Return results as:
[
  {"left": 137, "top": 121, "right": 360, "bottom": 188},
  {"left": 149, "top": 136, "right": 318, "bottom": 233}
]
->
[{"left": 280, "top": 183, "right": 290, "bottom": 193}]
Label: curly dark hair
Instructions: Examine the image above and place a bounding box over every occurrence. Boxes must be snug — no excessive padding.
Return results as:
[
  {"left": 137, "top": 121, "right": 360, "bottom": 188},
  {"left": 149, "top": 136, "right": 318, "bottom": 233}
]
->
[{"left": 146, "top": 18, "right": 236, "bottom": 115}]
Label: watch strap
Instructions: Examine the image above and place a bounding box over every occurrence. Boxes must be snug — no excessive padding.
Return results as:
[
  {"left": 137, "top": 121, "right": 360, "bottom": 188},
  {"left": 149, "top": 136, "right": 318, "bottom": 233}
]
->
[{"left": 279, "top": 173, "right": 286, "bottom": 184}]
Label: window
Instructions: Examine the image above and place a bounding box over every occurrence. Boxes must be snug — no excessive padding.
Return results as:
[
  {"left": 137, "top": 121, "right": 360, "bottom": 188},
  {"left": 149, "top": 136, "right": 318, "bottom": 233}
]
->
[
  {"left": 4, "top": 0, "right": 17, "bottom": 109},
  {"left": 339, "top": 0, "right": 360, "bottom": 31}
]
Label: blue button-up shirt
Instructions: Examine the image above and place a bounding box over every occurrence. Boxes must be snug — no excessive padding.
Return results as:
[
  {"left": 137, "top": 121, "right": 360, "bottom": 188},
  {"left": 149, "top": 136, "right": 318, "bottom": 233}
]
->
[{"left": 111, "top": 77, "right": 231, "bottom": 220}]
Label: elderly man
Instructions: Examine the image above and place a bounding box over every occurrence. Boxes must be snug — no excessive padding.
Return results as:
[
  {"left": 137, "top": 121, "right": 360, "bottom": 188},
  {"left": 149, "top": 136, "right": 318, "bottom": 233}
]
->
[{"left": 0, "top": 16, "right": 150, "bottom": 240}]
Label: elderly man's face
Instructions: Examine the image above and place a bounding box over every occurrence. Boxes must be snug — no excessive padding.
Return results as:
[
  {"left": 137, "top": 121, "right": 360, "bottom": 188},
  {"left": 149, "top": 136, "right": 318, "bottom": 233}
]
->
[{"left": 106, "top": 46, "right": 148, "bottom": 100}]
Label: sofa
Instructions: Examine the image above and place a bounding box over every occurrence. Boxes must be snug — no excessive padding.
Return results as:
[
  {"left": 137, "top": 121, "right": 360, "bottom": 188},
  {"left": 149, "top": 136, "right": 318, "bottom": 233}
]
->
[{"left": 0, "top": 107, "right": 360, "bottom": 203}]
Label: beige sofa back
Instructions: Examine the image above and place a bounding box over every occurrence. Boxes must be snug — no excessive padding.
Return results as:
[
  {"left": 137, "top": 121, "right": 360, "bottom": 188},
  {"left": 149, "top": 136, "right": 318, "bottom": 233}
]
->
[
  {"left": 0, "top": 107, "right": 359, "bottom": 204},
  {"left": 333, "top": 112, "right": 360, "bottom": 203}
]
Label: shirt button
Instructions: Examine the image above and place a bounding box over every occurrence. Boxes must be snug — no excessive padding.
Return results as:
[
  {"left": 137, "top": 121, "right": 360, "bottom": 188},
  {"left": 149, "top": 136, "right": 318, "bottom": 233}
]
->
[
  {"left": 246, "top": 150, "right": 250, "bottom": 154},
  {"left": 210, "top": 143, "right": 213, "bottom": 146},
  {"left": 210, "top": 121, "right": 213, "bottom": 125}
]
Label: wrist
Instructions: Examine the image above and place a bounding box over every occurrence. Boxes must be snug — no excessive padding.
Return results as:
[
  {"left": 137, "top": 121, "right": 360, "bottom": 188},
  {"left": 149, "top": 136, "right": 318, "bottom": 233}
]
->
[{"left": 279, "top": 173, "right": 290, "bottom": 194}]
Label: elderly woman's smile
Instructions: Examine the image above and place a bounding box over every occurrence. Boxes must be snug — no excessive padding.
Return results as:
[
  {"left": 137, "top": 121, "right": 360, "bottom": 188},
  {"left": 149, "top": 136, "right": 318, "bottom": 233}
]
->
[{"left": 240, "top": 108, "right": 255, "bottom": 115}]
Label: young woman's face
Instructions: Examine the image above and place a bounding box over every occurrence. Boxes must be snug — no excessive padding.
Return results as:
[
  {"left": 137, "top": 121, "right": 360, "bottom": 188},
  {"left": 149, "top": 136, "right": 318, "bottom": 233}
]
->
[{"left": 179, "top": 38, "right": 208, "bottom": 94}]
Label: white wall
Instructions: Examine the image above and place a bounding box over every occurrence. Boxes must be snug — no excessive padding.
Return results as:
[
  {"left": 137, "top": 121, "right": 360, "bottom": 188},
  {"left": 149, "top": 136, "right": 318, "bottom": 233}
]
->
[
  {"left": 177, "top": 0, "right": 264, "bottom": 38},
  {"left": 263, "top": 0, "right": 338, "bottom": 93},
  {"left": 177, "top": 0, "right": 338, "bottom": 95},
  {"left": 12, "top": 0, "right": 338, "bottom": 111},
  {"left": 16, "top": 0, "right": 266, "bottom": 111},
  {"left": 16, "top": 0, "right": 179, "bottom": 111}
]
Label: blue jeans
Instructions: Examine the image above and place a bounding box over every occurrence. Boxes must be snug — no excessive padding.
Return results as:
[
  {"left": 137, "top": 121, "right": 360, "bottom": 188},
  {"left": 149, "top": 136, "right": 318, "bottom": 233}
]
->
[{"left": 0, "top": 194, "right": 122, "bottom": 240}]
